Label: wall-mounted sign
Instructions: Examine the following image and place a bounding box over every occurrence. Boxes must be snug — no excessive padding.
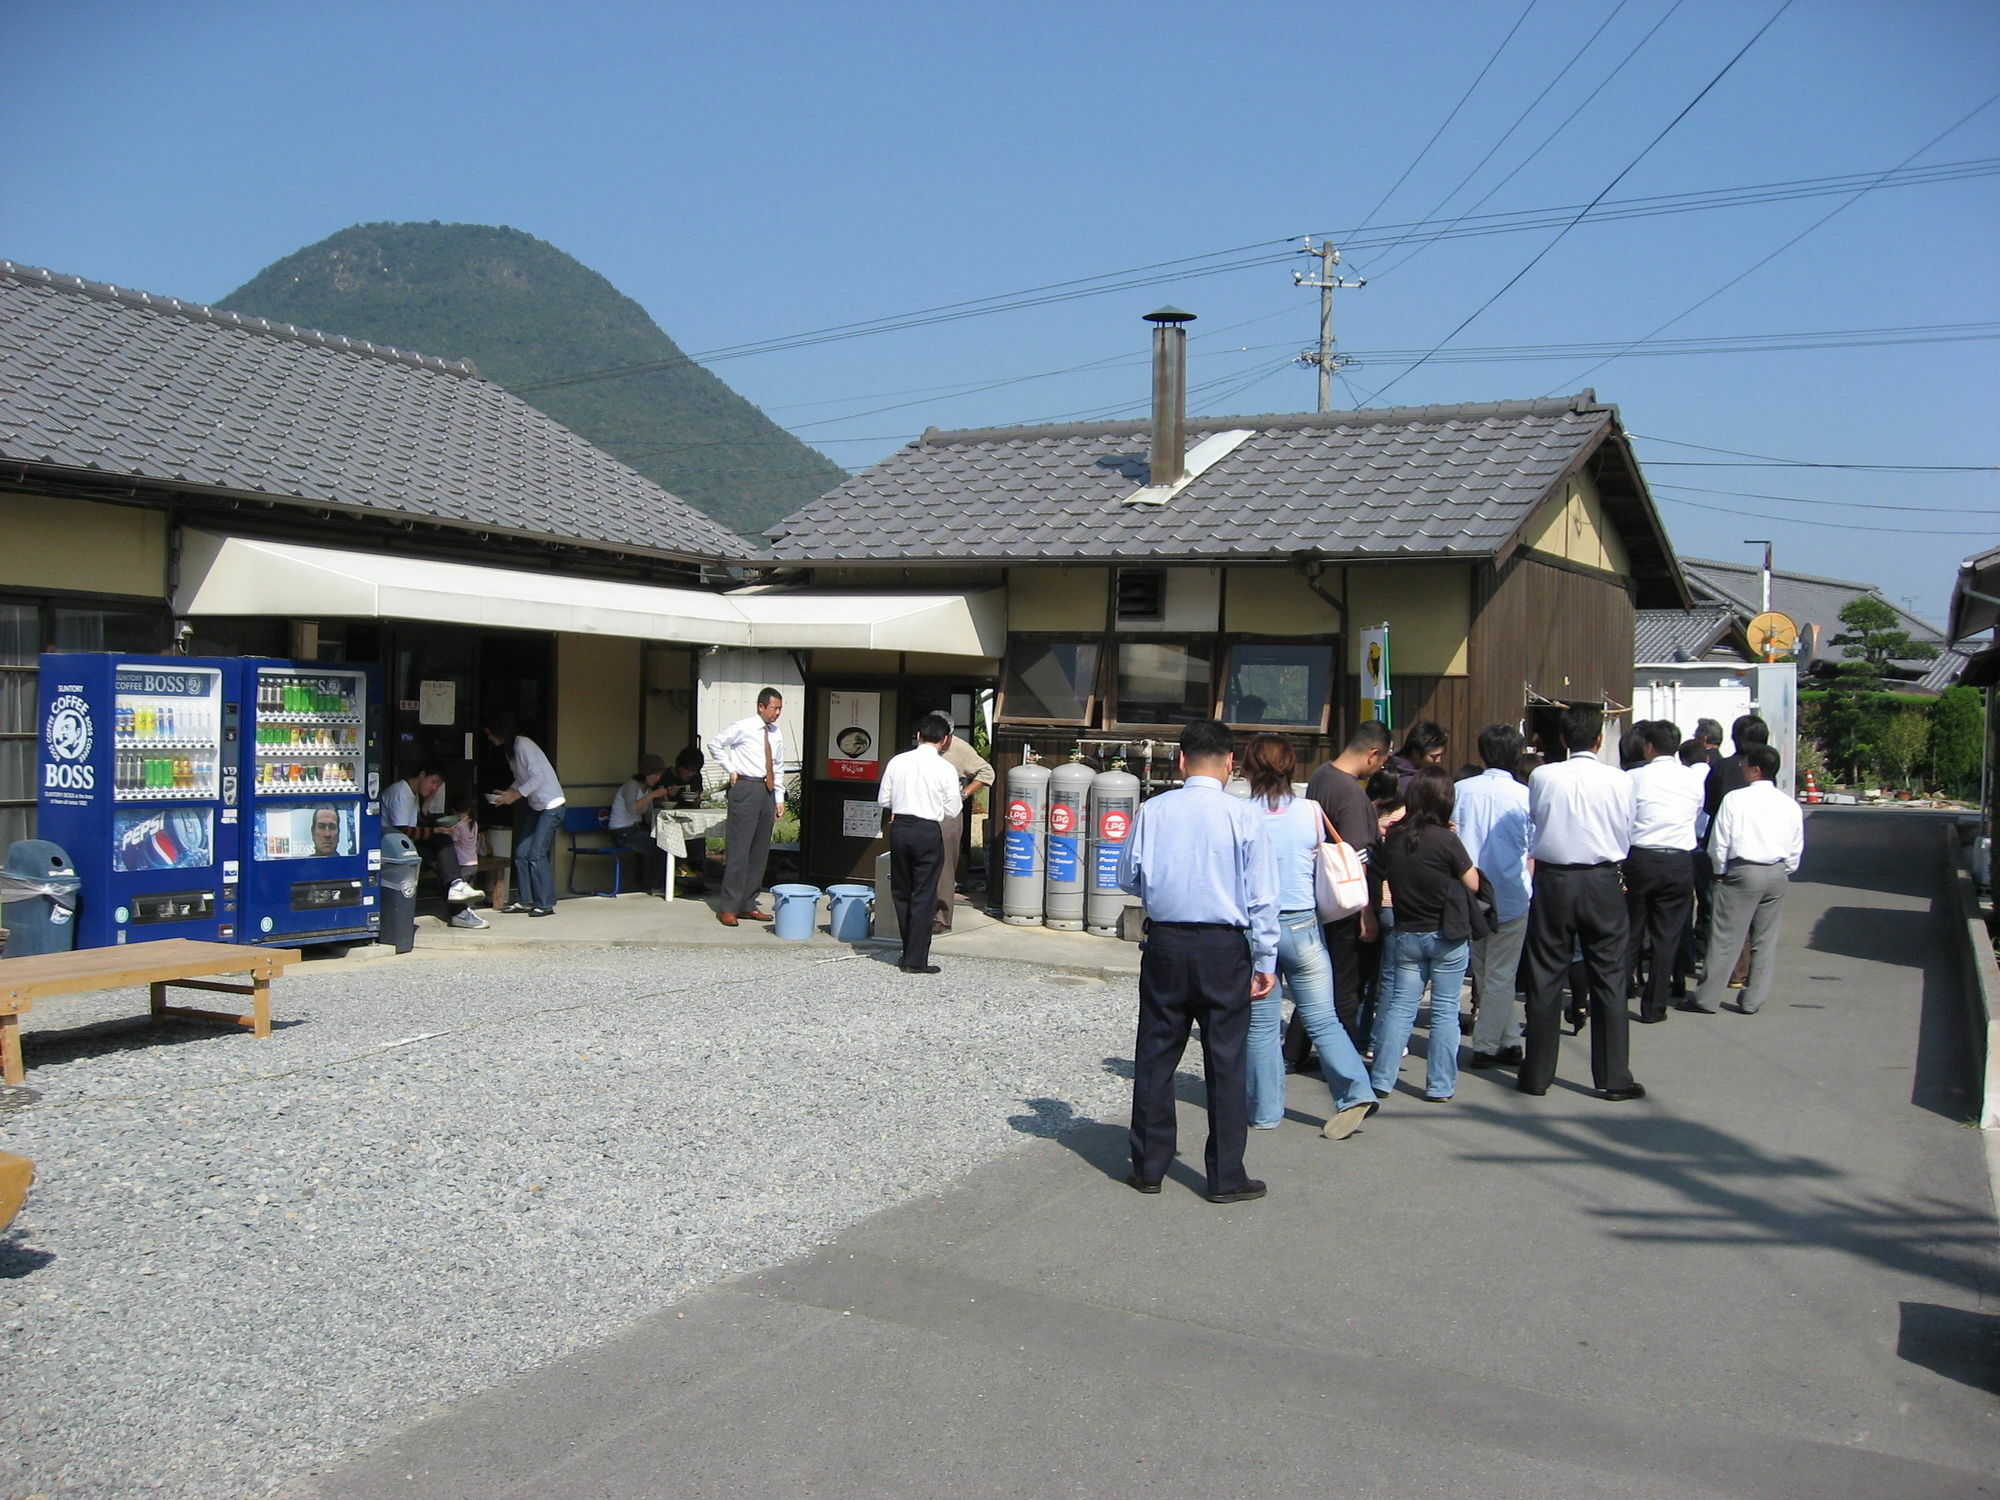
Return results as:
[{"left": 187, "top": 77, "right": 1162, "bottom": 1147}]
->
[
  {"left": 826, "top": 691, "right": 881, "bottom": 781},
  {"left": 1359, "top": 624, "right": 1392, "bottom": 729}
]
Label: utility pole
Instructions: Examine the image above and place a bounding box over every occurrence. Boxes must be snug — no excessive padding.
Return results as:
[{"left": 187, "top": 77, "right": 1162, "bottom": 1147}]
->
[{"left": 1294, "top": 237, "right": 1365, "bottom": 413}]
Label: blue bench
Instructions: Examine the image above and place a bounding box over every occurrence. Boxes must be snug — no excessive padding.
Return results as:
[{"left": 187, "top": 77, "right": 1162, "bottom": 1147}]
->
[{"left": 563, "top": 805, "right": 640, "bottom": 896}]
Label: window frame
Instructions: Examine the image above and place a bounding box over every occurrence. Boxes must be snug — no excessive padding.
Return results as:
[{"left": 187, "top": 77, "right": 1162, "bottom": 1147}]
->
[
  {"left": 996, "top": 632, "right": 1105, "bottom": 728},
  {"left": 1105, "top": 632, "right": 1221, "bottom": 732},
  {"left": 1218, "top": 633, "right": 1340, "bottom": 735}
]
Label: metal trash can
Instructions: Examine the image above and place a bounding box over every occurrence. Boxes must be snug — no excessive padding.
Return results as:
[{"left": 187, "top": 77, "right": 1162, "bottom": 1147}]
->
[
  {"left": 771, "top": 883, "right": 822, "bottom": 941},
  {"left": 826, "top": 883, "right": 875, "bottom": 943},
  {"left": 378, "top": 832, "right": 421, "bottom": 954},
  {"left": 0, "top": 840, "right": 83, "bottom": 957}
]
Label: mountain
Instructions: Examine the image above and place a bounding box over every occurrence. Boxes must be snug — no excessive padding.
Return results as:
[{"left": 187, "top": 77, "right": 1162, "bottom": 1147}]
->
[{"left": 217, "top": 223, "right": 846, "bottom": 543}]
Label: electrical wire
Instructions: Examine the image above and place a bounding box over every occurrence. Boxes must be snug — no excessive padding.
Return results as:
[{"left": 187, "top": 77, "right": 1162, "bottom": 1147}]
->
[
  {"left": 1361, "top": 0, "right": 1797, "bottom": 404},
  {"left": 1540, "top": 86, "right": 2000, "bottom": 395},
  {"left": 1634, "top": 432, "right": 1999, "bottom": 473},
  {"left": 1653, "top": 491, "right": 1998, "bottom": 536},
  {"left": 1649, "top": 481, "right": 2000, "bottom": 515}
]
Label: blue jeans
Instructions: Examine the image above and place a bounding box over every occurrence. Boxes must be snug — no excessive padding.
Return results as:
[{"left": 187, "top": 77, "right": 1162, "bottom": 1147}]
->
[
  {"left": 514, "top": 805, "right": 562, "bottom": 911},
  {"left": 1248, "top": 910, "right": 1378, "bottom": 1127},
  {"left": 1370, "top": 927, "right": 1469, "bottom": 1099}
]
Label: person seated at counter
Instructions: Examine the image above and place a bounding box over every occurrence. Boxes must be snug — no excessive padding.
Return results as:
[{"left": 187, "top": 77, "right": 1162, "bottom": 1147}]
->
[
  {"left": 661, "top": 745, "right": 710, "bottom": 893},
  {"left": 610, "top": 754, "right": 674, "bottom": 895}
]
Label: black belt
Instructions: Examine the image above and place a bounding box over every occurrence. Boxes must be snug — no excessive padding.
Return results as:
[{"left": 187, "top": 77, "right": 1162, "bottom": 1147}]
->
[
  {"left": 893, "top": 815, "right": 940, "bottom": 825},
  {"left": 1630, "top": 845, "right": 1692, "bottom": 856},
  {"left": 1541, "top": 860, "right": 1616, "bottom": 871},
  {"left": 1146, "top": 920, "right": 1245, "bottom": 932},
  {"left": 1731, "top": 857, "right": 1785, "bottom": 866}
]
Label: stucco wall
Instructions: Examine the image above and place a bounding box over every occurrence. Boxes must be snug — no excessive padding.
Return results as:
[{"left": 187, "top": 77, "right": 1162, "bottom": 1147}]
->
[
  {"left": 1518, "top": 469, "right": 1630, "bottom": 577},
  {"left": 1007, "top": 567, "right": 1108, "bottom": 632},
  {"left": 1346, "top": 563, "right": 1472, "bottom": 676},
  {"left": 0, "top": 491, "right": 168, "bottom": 598},
  {"left": 1224, "top": 566, "right": 1338, "bottom": 635}
]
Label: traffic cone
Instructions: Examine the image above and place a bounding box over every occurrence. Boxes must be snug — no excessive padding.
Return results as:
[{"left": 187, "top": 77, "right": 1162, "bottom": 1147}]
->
[{"left": 1802, "top": 770, "right": 1822, "bottom": 804}]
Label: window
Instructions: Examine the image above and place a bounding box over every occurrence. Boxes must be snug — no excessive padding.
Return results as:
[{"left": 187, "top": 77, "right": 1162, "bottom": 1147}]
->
[
  {"left": 0, "top": 597, "right": 170, "bottom": 846},
  {"left": 1114, "top": 640, "right": 1213, "bottom": 725},
  {"left": 1001, "top": 639, "right": 1101, "bottom": 724},
  {"left": 1224, "top": 641, "right": 1335, "bottom": 730},
  {"left": 1115, "top": 569, "right": 1165, "bottom": 623}
]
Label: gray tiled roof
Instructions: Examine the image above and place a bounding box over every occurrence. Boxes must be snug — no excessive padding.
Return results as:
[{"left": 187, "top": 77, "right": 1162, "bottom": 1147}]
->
[
  {"left": 768, "top": 395, "right": 1643, "bottom": 567},
  {"left": 0, "top": 262, "right": 749, "bottom": 563},
  {"left": 1635, "top": 607, "right": 1742, "bottom": 663}
]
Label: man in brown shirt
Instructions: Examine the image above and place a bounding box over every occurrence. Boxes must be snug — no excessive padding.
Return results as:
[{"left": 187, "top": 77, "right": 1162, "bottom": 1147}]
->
[{"left": 934, "top": 718, "right": 995, "bottom": 933}]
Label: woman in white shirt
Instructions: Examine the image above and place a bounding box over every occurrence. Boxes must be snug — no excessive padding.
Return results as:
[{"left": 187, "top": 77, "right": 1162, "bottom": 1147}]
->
[
  {"left": 609, "top": 754, "right": 671, "bottom": 894},
  {"left": 484, "top": 713, "right": 566, "bottom": 917}
]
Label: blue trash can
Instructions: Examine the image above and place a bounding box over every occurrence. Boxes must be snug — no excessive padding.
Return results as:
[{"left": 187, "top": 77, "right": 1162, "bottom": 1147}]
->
[
  {"left": 1, "top": 840, "right": 83, "bottom": 957},
  {"left": 826, "top": 883, "right": 875, "bottom": 942},
  {"left": 770, "top": 883, "right": 822, "bottom": 940}
]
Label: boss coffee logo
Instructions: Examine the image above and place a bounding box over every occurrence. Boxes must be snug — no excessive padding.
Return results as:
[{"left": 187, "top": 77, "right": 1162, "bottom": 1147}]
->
[{"left": 44, "top": 691, "right": 96, "bottom": 796}]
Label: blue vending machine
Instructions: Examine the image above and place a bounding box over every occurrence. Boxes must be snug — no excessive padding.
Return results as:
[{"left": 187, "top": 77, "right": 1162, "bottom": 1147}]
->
[
  {"left": 36, "top": 653, "right": 242, "bottom": 948},
  {"left": 238, "top": 659, "right": 383, "bottom": 947}
]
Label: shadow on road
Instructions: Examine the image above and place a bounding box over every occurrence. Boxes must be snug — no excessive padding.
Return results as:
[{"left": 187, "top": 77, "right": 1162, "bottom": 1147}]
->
[{"left": 1897, "top": 1300, "right": 2000, "bottom": 1395}]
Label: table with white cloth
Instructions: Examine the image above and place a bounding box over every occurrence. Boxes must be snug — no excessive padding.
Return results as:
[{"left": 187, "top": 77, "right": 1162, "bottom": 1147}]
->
[{"left": 654, "top": 808, "right": 728, "bottom": 901}]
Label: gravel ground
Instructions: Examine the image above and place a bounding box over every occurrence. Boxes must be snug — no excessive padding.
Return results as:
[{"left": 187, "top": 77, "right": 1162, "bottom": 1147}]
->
[{"left": 0, "top": 945, "right": 1137, "bottom": 1498}]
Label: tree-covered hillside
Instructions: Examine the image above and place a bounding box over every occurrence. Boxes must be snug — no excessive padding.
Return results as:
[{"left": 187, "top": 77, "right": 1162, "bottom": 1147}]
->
[{"left": 219, "top": 223, "right": 846, "bottom": 543}]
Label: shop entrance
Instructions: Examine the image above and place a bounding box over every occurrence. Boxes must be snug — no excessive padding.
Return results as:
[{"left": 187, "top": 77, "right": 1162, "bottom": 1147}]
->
[{"left": 801, "top": 675, "right": 989, "bottom": 890}]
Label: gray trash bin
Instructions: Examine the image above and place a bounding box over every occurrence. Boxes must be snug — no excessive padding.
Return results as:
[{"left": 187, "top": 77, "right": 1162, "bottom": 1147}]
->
[
  {"left": 378, "top": 832, "right": 421, "bottom": 954},
  {"left": 1, "top": 840, "right": 83, "bottom": 957}
]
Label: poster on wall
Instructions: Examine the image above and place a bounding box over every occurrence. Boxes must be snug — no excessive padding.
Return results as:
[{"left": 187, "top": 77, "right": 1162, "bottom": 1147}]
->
[
  {"left": 825, "top": 691, "right": 881, "bottom": 781},
  {"left": 1359, "top": 624, "right": 1392, "bottom": 729}
]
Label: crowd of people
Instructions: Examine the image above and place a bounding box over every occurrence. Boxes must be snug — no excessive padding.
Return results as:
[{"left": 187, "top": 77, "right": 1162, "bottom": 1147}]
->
[{"left": 1117, "top": 706, "right": 1806, "bottom": 1205}]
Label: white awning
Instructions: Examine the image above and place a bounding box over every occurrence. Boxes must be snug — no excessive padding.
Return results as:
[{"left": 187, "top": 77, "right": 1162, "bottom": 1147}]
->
[{"left": 173, "top": 531, "right": 1003, "bottom": 656}]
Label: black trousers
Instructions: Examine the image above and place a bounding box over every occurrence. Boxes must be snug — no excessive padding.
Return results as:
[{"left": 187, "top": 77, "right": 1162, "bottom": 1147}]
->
[
  {"left": 1624, "top": 847, "right": 1695, "bottom": 1021},
  {"left": 1521, "top": 864, "right": 1634, "bottom": 1093},
  {"left": 1129, "top": 923, "right": 1253, "bottom": 1194},
  {"left": 888, "top": 816, "right": 944, "bottom": 969}
]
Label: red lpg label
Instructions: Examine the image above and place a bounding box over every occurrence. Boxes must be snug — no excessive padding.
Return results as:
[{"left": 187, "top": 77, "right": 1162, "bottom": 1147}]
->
[
  {"left": 1006, "top": 799, "right": 1034, "bottom": 831},
  {"left": 1098, "top": 808, "right": 1130, "bottom": 841},
  {"left": 1048, "top": 803, "right": 1075, "bottom": 835}
]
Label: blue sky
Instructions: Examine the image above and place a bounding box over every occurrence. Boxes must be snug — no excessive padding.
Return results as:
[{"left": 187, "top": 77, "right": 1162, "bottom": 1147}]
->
[{"left": 5, "top": 0, "right": 1996, "bottom": 624}]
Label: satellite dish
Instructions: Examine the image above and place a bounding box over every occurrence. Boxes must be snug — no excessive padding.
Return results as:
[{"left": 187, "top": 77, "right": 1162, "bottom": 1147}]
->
[{"left": 1747, "top": 610, "right": 1799, "bottom": 659}]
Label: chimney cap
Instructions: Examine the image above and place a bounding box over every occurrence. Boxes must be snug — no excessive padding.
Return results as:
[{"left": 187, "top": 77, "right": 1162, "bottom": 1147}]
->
[{"left": 1144, "top": 306, "right": 1197, "bottom": 324}]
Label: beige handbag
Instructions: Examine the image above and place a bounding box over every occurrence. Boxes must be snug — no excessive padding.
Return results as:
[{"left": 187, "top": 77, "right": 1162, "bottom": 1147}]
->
[{"left": 1313, "top": 800, "right": 1369, "bottom": 920}]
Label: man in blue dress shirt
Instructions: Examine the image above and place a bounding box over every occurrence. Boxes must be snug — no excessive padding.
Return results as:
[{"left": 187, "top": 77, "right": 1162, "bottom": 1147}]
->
[{"left": 1117, "top": 719, "right": 1279, "bottom": 1204}]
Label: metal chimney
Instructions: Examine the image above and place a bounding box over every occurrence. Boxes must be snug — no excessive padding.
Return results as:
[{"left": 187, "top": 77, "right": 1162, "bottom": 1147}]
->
[{"left": 1145, "top": 306, "right": 1195, "bottom": 487}]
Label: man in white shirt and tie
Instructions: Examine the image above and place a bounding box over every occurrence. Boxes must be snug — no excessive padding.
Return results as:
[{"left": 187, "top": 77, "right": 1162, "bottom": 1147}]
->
[
  {"left": 876, "top": 712, "right": 962, "bottom": 974},
  {"left": 1519, "top": 705, "right": 1645, "bottom": 1100},
  {"left": 1625, "top": 719, "right": 1707, "bottom": 1023},
  {"left": 708, "top": 688, "right": 786, "bottom": 928},
  {"left": 1681, "top": 744, "right": 1804, "bottom": 1016}
]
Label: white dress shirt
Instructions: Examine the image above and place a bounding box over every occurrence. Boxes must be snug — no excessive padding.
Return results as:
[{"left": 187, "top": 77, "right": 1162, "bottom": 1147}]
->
[
  {"left": 709, "top": 712, "right": 788, "bottom": 809},
  {"left": 1709, "top": 780, "right": 1805, "bottom": 873},
  {"left": 1528, "top": 748, "right": 1635, "bottom": 865},
  {"left": 877, "top": 742, "right": 962, "bottom": 823},
  {"left": 1628, "top": 756, "right": 1707, "bottom": 852}
]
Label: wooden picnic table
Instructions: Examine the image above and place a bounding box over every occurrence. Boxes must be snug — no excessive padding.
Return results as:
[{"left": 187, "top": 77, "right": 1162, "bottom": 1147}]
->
[{"left": 0, "top": 939, "right": 301, "bottom": 1085}]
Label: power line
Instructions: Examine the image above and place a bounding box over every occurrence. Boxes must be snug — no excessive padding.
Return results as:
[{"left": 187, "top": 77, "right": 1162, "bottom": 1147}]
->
[
  {"left": 1541, "top": 86, "right": 2000, "bottom": 395},
  {"left": 1634, "top": 432, "right": 1999, "bottom": 473},
  {"left": 1654, "top": 491, "right": 1998, "bottom": 536},
  {"left": 1360, "top": 0, "right": 1797, "bottom": 404},
  {"left": 1349, "top": 0, "right": 1541, "bottom": 236},
  {"left": 1650, "top": 481, "right": 2000, "bottom": 515},
  {"left": 1362, "top": 0, "right": 1652, "bottom": 281}
]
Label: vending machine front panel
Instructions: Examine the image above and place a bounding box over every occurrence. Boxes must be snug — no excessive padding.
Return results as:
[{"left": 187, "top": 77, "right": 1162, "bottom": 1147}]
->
[
  {"left": 37, "top": 654, "right": 239, "bottom": 948},
  {"left": 239, "top": 661, "right": 381, "bottom": 945}
]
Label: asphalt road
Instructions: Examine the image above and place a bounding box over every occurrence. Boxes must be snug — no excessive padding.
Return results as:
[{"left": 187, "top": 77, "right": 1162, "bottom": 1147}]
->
[{"left": 295, "top": 809, "right": 2000, "bottom": 1500}]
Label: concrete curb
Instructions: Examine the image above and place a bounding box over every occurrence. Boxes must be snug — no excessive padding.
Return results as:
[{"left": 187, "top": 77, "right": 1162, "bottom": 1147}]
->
[{"left": 1945, "top": 825, "right": 2000, "bottom": 1131}]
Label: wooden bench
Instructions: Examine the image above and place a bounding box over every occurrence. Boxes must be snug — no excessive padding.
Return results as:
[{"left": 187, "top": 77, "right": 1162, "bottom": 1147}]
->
[{"left": 0, "top": 939, "right": 301, "bottom": 1085}]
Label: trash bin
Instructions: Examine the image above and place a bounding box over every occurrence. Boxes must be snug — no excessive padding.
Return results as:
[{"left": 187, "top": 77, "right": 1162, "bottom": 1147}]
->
[
  {"left": 826, "top": 883, "right": 875, "bottom": 943},
  {"left": 770, "top": 883, "right": 822, "bottom": 941},
  {"left": 0, "top": 840, "right": 83, "bottom": 958},
  {"left": 378, "top": 832, "right": 421, "bottom": 954}
]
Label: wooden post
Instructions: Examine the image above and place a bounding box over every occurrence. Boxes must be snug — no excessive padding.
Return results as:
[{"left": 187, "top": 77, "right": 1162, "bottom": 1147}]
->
[{"left": 0, "top": 1012, "right": 20, "bottom": 1086}]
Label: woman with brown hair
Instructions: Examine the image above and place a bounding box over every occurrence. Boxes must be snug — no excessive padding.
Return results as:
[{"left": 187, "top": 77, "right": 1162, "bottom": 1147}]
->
[
  {"left": 1242, "top": 733, "right": 1380, "bottom": 1141},
  {"left": 1369, "top": 764, "right": 1481, "bottom": 1101}
]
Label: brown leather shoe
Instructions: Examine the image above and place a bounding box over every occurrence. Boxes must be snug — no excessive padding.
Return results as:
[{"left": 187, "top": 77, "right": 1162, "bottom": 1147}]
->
[
  {"left": 737, "top": 909, "right": 773, "bottom": 921},
  {"left": 716, "top": 910, "right": 739, "bottom": 927}
]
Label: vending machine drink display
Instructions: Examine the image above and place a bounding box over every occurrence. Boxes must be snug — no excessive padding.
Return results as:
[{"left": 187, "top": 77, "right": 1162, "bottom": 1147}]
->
[
  {"left": 36, "top": 654, "right": 240, "bottom": 948},
  {"left": 239, "top": 660, "right": 382, "bottom": 946}
]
